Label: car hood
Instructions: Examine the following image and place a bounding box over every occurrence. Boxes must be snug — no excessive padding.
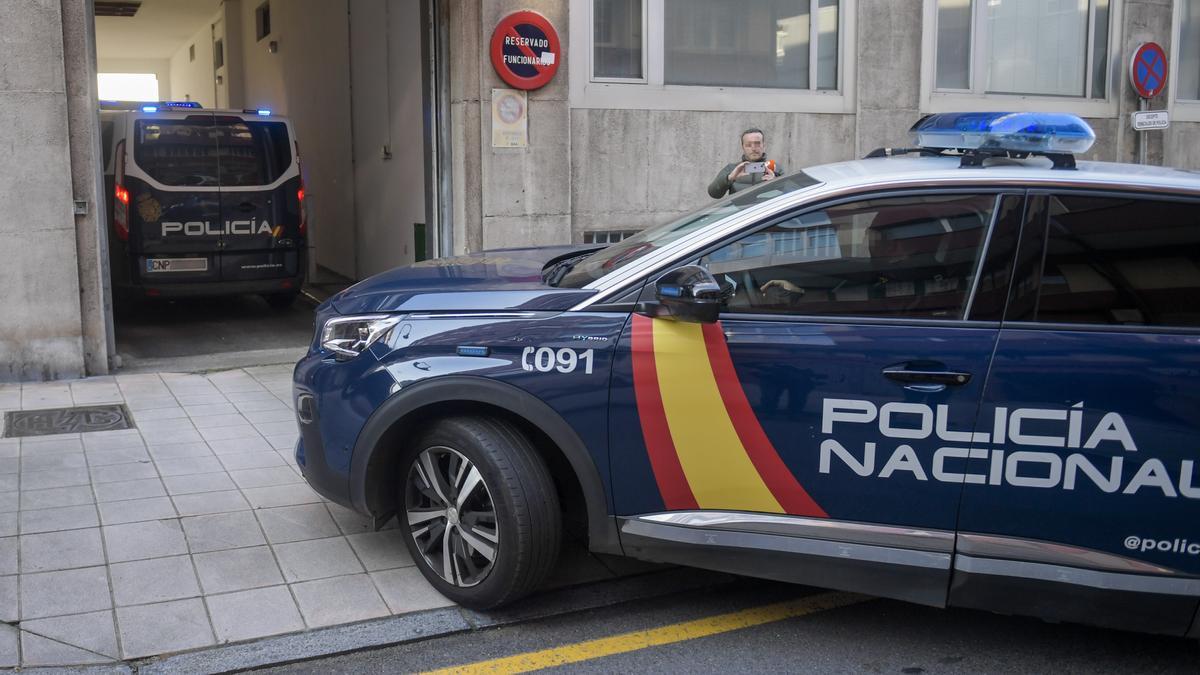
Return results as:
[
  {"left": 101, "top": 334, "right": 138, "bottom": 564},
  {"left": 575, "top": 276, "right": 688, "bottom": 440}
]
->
[{"left": 329, "top": 246, "right": 599, "bottom": 315}]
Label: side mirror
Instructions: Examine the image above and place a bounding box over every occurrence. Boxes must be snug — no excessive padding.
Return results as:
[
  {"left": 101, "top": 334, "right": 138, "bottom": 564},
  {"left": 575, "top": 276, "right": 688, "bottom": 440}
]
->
[{"left": 636, "top": 265, "right": 723, "bottom": 324}]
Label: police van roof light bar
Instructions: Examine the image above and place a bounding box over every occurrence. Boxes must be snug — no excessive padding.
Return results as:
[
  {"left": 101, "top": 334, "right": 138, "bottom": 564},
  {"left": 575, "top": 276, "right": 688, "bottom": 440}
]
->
[{"left": 909, "top": 112, "right": 1096, "bottom": 170}]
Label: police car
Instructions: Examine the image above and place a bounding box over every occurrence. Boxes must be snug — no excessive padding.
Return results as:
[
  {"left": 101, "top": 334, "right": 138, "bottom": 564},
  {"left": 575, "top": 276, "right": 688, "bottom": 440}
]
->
[
  {"left": 294, "top": 113, "right": 1200, "bottom": 637},
  {"left": 101, "top": 102, "right": 306, "bottom": 307}
]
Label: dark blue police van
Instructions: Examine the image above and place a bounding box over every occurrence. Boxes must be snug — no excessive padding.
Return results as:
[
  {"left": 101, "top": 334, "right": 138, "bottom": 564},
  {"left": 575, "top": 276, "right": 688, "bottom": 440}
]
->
[
  {"left": 101, "top": 102, "right": 306, "bottom": 308},
  {"left": 293, "top": 113, "right": 1200, "bottom": 637}
]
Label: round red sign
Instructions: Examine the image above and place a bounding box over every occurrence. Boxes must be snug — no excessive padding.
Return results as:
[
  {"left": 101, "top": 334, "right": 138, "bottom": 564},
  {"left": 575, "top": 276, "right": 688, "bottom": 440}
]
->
[
  {"left": 490, "top": 11, "right": 561, "bottom": 90},
  {"left": 1129, "top": 42, "right": 1168, "bottom": 99}
]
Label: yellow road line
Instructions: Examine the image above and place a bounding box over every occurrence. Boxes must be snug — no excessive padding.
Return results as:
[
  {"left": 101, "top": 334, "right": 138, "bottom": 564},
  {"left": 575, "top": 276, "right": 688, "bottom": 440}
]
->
[{"left": 421, "top": 591, "right": 868, "bottom": 675}]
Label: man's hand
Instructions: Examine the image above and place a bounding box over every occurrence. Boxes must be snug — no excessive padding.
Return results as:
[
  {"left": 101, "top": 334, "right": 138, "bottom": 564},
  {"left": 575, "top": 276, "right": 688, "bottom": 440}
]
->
[
  {"left": 760, "top": 279, "right": 804, "bottom": 295},
  {"left": 727, "top": 161, "right": 749, "bottom": 183},
  {"left": 762, "top": 164, "right": 776, "bottom": 181}
]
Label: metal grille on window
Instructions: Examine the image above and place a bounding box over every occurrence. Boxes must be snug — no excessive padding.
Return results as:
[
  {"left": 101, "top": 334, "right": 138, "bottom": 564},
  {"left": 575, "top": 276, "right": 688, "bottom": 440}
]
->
[{"left": 584, "top": 230, "right": 638, "bottom": 245}]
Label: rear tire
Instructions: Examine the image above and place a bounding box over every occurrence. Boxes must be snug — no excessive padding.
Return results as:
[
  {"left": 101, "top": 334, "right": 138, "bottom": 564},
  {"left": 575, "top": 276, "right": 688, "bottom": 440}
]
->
[
  {"left": 264, "top": 292, "right": 299, "bottom": 309},
  {"left": 398, "top": 416, "right": 562, "bottom": 609}
]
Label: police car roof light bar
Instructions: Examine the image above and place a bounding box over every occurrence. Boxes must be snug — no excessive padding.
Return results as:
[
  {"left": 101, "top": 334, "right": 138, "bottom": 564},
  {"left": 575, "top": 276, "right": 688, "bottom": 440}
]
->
[{"left": 909, "top": 112, "right": 1096, "bottom": 170}]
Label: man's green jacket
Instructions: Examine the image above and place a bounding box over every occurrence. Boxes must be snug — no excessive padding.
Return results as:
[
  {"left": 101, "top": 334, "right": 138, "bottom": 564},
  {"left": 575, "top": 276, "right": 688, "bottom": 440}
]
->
[{"left": 707, "top": 160, "right": 786, "bottom": 198}]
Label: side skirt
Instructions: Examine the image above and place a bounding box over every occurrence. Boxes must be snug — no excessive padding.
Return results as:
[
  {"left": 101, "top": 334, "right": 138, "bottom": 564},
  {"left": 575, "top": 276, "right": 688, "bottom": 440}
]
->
[
  {"left": 618, "top": 514, "right": 952, "bottom": 607},
  {"left": 950, "top": 554, "right": 1200, "bottom": 636}
]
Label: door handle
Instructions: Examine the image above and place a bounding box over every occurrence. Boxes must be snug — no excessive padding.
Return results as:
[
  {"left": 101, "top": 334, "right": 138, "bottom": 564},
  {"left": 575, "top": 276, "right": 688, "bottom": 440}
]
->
[
  {"left": 881, "top": 366, "right": 972, "bottom": 386},
  {"left": 236, "top": 202, "right": 257, "bottom": 213}
]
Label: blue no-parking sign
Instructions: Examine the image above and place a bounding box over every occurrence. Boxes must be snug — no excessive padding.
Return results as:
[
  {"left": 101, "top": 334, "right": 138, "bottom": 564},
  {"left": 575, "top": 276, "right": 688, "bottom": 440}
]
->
[{"left": 1129, "top": 42, "right": 1168, "bottom": 99}]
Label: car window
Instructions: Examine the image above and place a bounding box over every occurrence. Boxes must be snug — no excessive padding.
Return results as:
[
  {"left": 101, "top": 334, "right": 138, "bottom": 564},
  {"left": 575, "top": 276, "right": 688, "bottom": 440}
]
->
[
  {"left": 699, "top": 193, "right": 998, "bottom": 319},
  {"left": 134, "top": 118, "right": 292, "bottom": 187},
  {"left": 1008, "top": 194, "right": 1200, "bottom": 327}
]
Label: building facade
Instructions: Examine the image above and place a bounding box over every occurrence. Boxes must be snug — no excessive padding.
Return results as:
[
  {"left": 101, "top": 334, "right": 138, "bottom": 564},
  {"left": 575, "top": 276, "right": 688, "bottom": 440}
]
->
[{"left": 3, "top": 0, "right": 1199, "bottom": 381}]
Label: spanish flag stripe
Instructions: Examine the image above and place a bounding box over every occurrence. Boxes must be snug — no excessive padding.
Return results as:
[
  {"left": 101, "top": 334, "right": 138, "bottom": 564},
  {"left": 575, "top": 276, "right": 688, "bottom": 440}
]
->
[
  {"left": 652, "top": 320, "right": 782, "bottom": 513},
  {"left": 700, "top": 323, "right": 829, "bottom": 518},
  {"left": 630, "top": 315, "right": 698, "bottom": 510}
]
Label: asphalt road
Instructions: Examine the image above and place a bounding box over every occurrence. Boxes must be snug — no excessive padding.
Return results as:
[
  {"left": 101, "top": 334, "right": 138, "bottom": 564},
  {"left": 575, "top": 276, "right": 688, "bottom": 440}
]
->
[{"left": 263, "top": 579, "right": 1200, "bottom": 674}]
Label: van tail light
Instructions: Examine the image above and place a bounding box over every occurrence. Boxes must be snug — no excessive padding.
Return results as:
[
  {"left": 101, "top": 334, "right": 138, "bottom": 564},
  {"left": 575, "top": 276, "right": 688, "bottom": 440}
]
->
[
  {"left": 295, "top": 140, "right": 307, "bottom": 236},
  {"left": 113, "top": 139, "right": 129, "bottom": 241},
  {"left": 113, "top": 186, "right": 130, "bottom": 241},
  {"left": 298, "top": 185, "right": 307, "bottom": 236}
]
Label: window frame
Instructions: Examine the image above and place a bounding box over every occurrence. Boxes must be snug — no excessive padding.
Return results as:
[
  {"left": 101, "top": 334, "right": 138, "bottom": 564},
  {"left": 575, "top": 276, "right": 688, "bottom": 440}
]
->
[
  {"left": 1004, "top": 188, "right": 1200, "bottom": 334},
  {"left": 571, "top": 0, "right": 857, "bottom": 113},
  {"left": 590, "top": 0, "right": 649, "bottom": 84},
  {"left": 920, "top": 0, "right": 1123, "bottom": 118},
  {"left": 1170, "top": 0, "right": 1200, "bottom": 122},
  {"left": 673, "top": 187, "right": 1011, "bottom": 324}
]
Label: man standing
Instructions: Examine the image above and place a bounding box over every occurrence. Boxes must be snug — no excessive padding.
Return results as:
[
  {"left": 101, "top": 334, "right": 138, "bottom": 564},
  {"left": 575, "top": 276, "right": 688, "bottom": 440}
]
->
[{"left": 707, "top": 128, "right": 784, "bottom": 198}]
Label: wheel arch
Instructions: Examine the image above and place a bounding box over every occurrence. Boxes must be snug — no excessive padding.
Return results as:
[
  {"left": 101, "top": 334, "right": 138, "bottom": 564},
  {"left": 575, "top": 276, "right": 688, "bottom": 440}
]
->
[{"left": 349, "top": 375, "right": 622, "bottom": 555}]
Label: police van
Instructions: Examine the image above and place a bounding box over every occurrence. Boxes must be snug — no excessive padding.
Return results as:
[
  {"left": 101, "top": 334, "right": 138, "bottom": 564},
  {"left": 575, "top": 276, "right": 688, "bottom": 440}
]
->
[
  {"left": 293, "top": 113, "right": 1200, "bottom": 637},
  {"left": 101, "top": 102, "right": 306, "bottom": 308}
]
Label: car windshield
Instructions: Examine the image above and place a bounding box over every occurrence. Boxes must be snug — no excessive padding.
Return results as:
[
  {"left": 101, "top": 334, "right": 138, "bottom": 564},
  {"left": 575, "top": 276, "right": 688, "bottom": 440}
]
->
[{"left": 554, "top": 171, "right": 821, "bottom": 288}]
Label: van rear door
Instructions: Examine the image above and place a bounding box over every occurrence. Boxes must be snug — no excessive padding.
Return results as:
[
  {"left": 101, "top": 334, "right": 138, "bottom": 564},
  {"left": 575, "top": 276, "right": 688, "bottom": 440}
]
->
[
  {"left": 130, "top": 111, "right": 224, "bottom": 279},
  {"left": 128, "top": 113, "right": 222, "bottom": 282},
  {"left": 213, "top": 115, "right": 303, "bottom": 284}
]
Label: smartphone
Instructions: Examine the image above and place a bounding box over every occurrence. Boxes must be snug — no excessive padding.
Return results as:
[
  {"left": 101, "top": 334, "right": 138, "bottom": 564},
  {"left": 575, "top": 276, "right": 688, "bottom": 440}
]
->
[{"left": 745, "top": 161, "right": 766, "bottom": 174}]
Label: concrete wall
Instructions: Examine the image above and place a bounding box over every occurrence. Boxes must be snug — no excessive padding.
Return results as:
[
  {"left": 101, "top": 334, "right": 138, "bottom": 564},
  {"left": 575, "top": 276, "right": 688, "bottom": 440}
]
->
[
  {"left": 168, "top": 19, "right": 216, "bottom": 107},
  {"left": 0, "top": 0, "right": 85, "bottom": 380},
  {"left": 97, "top": 57, "right": 171, "bottom": 100},
  {"left": 238, "top": 0, "right": 357, "bottom": 279},
  {"left": 349, "top": 0, "right": 428, "bottom": 278}
]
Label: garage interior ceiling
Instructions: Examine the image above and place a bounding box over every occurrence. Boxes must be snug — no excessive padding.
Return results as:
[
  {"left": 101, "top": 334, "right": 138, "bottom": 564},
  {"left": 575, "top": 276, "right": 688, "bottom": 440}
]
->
[{"left": 95, "top": 0, "right": 223, "bottom": 59}]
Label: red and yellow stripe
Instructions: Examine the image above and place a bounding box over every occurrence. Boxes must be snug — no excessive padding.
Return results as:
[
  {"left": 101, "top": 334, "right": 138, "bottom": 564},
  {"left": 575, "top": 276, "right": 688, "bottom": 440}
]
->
[{"left": 631, "top": 314, "right": 826, "bottom": 517}]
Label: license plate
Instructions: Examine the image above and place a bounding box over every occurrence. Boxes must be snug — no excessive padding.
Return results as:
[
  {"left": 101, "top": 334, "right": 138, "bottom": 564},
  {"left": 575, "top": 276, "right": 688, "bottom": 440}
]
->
[{"left": 145, "top": 258, "right": 208, "bottom": 273}]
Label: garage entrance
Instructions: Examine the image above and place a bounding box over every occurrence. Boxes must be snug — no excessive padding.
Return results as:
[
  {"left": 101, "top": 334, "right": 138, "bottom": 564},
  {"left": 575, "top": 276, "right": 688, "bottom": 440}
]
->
[{"left": 92, "top": 0, "right": 448, "bottom": 369}]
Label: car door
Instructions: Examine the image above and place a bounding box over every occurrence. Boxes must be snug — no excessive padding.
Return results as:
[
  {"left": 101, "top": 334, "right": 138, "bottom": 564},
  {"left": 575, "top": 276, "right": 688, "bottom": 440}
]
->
[
  {"left": 951, "top": 192, "right": 1200, "bottom": 635},
  {"left": 215, "top": 115, "right": 304, "bottom": 283},
  {"left": 610, "top": 190, "right": 1025, "bottom": 606}
]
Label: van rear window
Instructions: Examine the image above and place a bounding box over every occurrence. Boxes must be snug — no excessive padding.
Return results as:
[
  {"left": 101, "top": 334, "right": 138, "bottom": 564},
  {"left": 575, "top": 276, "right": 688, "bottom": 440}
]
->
[{"left": 134, "top": 118, "right": 292, "bottom": 187}]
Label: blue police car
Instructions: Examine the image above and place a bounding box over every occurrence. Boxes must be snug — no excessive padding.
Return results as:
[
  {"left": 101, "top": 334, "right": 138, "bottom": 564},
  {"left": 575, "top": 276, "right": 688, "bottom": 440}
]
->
[{"left": 294, "top": 113, "right": 1200, "bottom": 637}]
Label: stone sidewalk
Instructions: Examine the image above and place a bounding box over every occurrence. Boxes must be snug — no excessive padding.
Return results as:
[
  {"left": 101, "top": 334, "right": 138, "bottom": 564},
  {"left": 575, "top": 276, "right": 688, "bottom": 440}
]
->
[{"left": 0, "top": 366, "right": 463, "bottom": 668}]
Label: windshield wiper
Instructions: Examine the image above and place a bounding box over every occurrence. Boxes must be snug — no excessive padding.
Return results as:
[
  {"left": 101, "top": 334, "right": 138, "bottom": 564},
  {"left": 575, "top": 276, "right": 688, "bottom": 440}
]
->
[{"left": 543, "top": 252, "right": 593, "bottom": 287}]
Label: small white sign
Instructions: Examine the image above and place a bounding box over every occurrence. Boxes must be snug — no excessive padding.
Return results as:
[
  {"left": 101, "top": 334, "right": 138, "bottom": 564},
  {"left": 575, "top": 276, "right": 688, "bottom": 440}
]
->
[
  {"left": 540, "top": 51, "right": 556, "bottom": 65},
  {"left": 1131, "top": 110, "right": 1170, "bottom": 131}
]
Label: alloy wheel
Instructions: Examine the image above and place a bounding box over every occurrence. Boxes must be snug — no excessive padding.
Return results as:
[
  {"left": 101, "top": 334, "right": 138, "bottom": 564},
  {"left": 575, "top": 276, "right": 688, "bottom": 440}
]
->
[{"left": 405, "top": 445, "right": 499, "bottom": 587}]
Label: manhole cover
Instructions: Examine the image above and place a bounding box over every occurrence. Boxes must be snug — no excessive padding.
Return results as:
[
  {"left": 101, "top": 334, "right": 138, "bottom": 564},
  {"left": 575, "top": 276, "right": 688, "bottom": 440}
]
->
[{"left": 3, "top": 405, "right": 134, "bottom": 438}]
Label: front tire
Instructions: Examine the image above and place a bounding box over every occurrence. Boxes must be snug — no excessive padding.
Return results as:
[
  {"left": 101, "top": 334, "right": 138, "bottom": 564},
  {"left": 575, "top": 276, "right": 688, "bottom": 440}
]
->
[{"left": 399, "top": 416, "right": 561, "bottom": 609}]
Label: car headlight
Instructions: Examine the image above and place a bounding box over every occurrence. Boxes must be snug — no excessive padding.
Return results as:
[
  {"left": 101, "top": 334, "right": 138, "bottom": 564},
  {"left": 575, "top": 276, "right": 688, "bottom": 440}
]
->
[{"left": 320, "top": 314, "right": 404, "bottom": 359}]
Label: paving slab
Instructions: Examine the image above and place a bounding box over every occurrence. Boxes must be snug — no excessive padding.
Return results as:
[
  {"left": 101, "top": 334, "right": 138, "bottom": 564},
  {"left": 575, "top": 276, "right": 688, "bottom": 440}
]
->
[{"left": 1, "top": 366, "right": 687, "bottom": 669}]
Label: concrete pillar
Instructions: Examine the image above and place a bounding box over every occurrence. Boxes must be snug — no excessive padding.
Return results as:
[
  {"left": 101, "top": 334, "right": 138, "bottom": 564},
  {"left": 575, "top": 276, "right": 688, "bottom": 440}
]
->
[
  {"left": 1117, "top": 1, "right": 1172, "bottom": 165},
  {"left": 448, "top": 0, "right": 484, "bottom": 253},
  {"left": 62, "top": 0, "right": 113, "bottom": 375},
  {"left": 855, "top": 0, "right": 924, "bottom": 157},
  {"left": 449, "top": 1, "right": 573, "bottom": 252},
  {"left": 0, "top": 0, "right": 86, "bottom": 381}
]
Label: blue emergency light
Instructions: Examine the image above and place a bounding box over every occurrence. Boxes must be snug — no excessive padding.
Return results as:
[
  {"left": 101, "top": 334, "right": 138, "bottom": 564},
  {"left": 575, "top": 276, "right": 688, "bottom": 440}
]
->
[
  {"left": 161, "top": 101, "right": 202, "bottom": 109},
  {"left": 911, "top": 112, "right": 1096, "bottom": 155},
  {"left": 141, "top": 105, "right": 158, "bottom": 113}
]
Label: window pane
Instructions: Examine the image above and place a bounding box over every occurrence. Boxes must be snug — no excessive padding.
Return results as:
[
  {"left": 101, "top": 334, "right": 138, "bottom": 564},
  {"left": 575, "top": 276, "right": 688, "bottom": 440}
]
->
[
  {"left": 816, "top": 0, "right": 839, "bottom": 89},
  {"left": 1025, "top": 196, "right": 1200, "bottom": 327},
  {"left": 1090, "top": 0, "right": 1109, "bottom": 98},
  {"left": 594, "top": 0, "right": 643, "bottom": 79},
  {"left": 935, "top": 0, "right": 972, "bottom": 90},
  {"left": 1180, "top": 0, "right": 1200, "bottom": 100},
  {"left": 986, "top": 0, "right": 1087, "bottom": 96},
  {"left": 701, "top": 194, "right": 996, "bottom": 319},
  {"left": 664, "top": 0, "right": 813, "bottom": 89}
]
